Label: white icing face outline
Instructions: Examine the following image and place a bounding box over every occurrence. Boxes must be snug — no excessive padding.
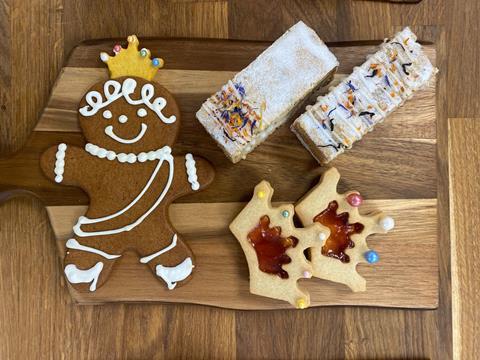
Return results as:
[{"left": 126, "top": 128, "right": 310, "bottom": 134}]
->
[{"left": 104, "top": 123, "right": 148, "bottom": 144}]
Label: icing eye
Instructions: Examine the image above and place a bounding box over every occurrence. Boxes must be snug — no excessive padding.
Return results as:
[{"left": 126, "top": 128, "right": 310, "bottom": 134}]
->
[
  {"left": 118, "top": 115, "right": 128, "bottom": 124},
  {"left": 102, "top": 110, "right": 112, "bottom": 119},
  {"left": 137, "top": 108, "right": 147, "bottom": 117}
]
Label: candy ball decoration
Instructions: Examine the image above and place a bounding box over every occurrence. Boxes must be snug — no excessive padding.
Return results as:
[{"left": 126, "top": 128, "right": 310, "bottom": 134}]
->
[
  {"left": 346, "top": 192, "right": 363, "bottom": 207},
  {"left": 257, "top": 190, "right": 266, "bottom": 199},
  {"left": 152, "top": 58, "right": 161, "bottom": 67},
  {"left": 282, "top": 210, "right": 290, "bottom": 218},
  {"left": 303, "top": 270, "right": 312, "bottom": 278},
  {"left": 140, "top": 48, "right": 148, "bottom": 57},
  {"left": 113, "top": 44, "right": 122, "bottom": 54},
  {"left": 296, "top": 298, "right": 307, "bottom": 309},
  {"left": 379, "top": 216, "right": 395, "bottom": 231},
  {"left": 364, "top": 250, "right": 379, "bottom": 264}
]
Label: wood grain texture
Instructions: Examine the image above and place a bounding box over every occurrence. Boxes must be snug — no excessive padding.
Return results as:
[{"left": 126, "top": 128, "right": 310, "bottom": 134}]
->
[
  {"left": 46, "top": 200, "right": 438, "bottom": 308},
  {"left": 0, "top": 0, "right": 460, "bottom": 358},
  {"left": 449, "top": 118, "right": 480, "bottom": 359},
  {"left": 0, "top": 41, "right": 437, "bottom": 207}
]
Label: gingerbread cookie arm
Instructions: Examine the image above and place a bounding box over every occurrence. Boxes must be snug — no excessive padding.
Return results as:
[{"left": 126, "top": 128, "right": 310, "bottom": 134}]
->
[
  {"left": 170, "top": 154, "right": 215, "bottom": 199},
  {"left": 40, "top": 144, "right": 89, "bottom": 187}
]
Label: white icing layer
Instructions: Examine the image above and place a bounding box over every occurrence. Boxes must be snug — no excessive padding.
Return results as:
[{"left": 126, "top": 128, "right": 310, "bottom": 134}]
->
[
  {"left": 64, "top": 262, "right": 103, "bottom": 292},
  {"left": 79, "top": 78, "right": 176, "bottom": 124},
  {"left": 73, "top": 146, "right": 174, "bottom": 237},
  {"left": 66, "top": 239, "right": 121, "bottom": 260},
  {"left": 156, "top": 257, "right": 193, "bottom": 290},
  {"left": 54, "top": 143, "right": 67, "bottom": 183},
  {"left": 104, "top": 123, "right": 147, "bottom": 144},
  {"left": 185, "top": 153, "right": 200, "bottom": 190},
  {"left": 140, "top": 234, "right": 178, "bottom": 264}
]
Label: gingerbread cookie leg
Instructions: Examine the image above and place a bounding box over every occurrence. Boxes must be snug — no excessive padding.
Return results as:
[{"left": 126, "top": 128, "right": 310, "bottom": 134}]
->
[
  {"left": 64, "top": 238, "right": 121, "bottom": 292},
  {"left": 137, "top": 231, "right": 194, "bottom": 290}
]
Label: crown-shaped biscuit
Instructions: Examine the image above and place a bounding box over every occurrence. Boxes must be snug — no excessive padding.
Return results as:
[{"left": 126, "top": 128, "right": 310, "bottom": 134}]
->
[{"left": 100, "top": 35, "right": 164, "bottom": 81}]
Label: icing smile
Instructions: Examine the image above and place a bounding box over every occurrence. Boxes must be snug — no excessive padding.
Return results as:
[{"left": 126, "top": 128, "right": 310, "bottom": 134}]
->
[{"left": 105, "top": 123, "right": 147, "bottom": 144}]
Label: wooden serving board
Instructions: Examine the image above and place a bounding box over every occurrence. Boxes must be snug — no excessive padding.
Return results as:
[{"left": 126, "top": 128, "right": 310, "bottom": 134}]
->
[{"left": 0, "top": 38, "right": 438, "bottom": 309}]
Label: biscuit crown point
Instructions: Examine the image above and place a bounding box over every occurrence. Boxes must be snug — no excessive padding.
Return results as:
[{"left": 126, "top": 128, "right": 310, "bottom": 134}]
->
[{"left": 101, "top": 35, "right": 163, "bottom": 81}]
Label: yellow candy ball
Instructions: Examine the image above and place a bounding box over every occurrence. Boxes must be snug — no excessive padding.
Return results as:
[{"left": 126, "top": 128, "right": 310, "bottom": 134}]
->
[
  {"left": 257, "top": 190, "right": 266, "bottom": 199},
  {"left": 296, "top": 298, "right": 307, "bottom": 309}
]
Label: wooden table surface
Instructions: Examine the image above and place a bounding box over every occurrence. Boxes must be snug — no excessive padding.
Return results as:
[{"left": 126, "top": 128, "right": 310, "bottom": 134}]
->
[{"left": 0, "top": 0, "right": 477, "bottom": 359}]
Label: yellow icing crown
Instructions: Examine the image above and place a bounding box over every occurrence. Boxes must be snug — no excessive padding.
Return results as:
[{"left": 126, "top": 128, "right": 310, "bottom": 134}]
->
[{"left": 100, "top": 35, "right": 164, "bottom": 81}]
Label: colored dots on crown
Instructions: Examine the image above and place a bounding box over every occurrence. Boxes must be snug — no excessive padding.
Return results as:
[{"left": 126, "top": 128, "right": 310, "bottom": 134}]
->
[
  {"left": 281, "top": 210, "right": 290, "bottom": 218},
  {"left": 100, "top": 35, "right": 164, "bottom": 81},
  {"left": 346, "top": 192, "right": 363, "bottom": 207},
  {"left": 257, "top": 190, "right": 266, "bottom": 199},
  {"left": 364, "top": 250, "right": 379, "bottom": 264}
]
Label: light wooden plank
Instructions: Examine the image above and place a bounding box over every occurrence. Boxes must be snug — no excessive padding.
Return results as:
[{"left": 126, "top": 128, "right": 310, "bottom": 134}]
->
[
  {"left": 46, "top": 199, "right": 438, "bottom": 309},
  {"left": 449, "top": 118, "right": 480, "bottom": 359}
]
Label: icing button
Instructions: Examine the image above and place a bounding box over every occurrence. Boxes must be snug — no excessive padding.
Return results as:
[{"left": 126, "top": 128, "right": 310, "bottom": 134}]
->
[
  {"left": 58, "top": 143, "right": 67, "bottom": 151},
  {"left": 138, "top": 152, "right": 147, "bottom": 162},
  {"left": 106, "top": 151, "right": 116, "bottom": 161},
  {"left": 117, "top": 153, "right": 128, "bottom": 163},
  {"left": 127, "top": 153, "right": 137, "bottom": 163},
  {"left": 97, "top": 148, "right": 108, "bottom": 158}
]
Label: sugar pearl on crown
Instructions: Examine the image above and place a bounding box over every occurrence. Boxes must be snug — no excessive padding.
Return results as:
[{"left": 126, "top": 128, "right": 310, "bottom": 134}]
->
[
  {"left": 100, "top": 52, "right": 109, "bottom": 63},
  {"left": 296, "top": 298, "right": 307, "bottom": 309},
  {"left": 140, "top": 48, "right": 148, "bottom": 57},
  {"left": 303, "top": 271, "right": 312, "bottom": 278},
  {"left": 147, "top": 151, "right": 156, "bottom": 161},
  {"left": 113, "top": 44, "right": 122, "bottom": 54},
  {"left": 346, "top": 193, "right": 363, "bottom": 207},
  {"left": 257, "top": 190, "right": 266, "bottom": 199},
  {"left": 379, "top": 216, "right": 395, "bottom": 231}
]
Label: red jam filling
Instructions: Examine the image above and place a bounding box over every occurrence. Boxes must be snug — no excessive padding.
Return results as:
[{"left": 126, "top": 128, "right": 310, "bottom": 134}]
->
[
  {"left": 313, "top": 201, "right": 364, "bottom": 263},
  {"left": 247, "top": 215, "right": 299, "bottom": 279}
]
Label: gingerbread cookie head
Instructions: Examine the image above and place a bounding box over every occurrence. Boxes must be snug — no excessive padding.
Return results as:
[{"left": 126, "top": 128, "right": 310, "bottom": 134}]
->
[{"left": 78, "top": 35, "right": 180, "bottom": 154}]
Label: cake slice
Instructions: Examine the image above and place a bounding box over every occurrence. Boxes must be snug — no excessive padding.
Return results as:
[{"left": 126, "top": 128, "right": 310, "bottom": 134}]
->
[
  {"left": 291, "top": 27, "right": 438, "bottom": 164},
  {"left": 196, "top": 21, "right": 339, "bottom": 163}
]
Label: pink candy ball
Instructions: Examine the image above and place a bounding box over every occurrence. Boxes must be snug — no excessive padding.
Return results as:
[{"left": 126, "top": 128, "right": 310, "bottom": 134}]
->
[
  {"left": 113, "top": 44, "right": 122, "bottom": 53},
  {"left": 346, "top": 193, "right": 363, "bottom": 207}
]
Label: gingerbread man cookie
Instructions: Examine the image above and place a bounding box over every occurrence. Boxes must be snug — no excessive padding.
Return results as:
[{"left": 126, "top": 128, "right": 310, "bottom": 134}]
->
[{"left": 40, "top": 36, "right": 215, "bottom": 292}]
